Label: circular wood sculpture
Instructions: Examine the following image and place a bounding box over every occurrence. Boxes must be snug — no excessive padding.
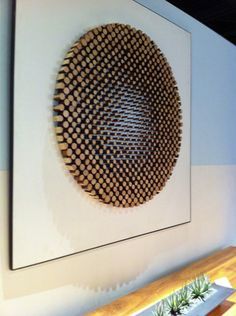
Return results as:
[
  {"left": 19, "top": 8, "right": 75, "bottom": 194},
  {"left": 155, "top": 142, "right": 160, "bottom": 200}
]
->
[{"left": 53, "top": 23, "right": 182, "bottom": 207}]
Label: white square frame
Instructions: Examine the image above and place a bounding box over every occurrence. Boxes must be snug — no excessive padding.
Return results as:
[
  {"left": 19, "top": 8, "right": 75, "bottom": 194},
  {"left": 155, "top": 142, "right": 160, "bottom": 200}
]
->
[{"left": 11, "top": 0, "right": 191, "bottom": 269}]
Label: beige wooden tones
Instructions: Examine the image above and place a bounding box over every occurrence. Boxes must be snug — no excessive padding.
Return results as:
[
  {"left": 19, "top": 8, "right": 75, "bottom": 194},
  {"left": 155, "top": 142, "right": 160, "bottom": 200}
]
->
[
  {"left": 87, "top": 247, "right": 236, "bottom": 316},
  {"left": 54, "top": 23, "right": 182, "bottom": 207}
]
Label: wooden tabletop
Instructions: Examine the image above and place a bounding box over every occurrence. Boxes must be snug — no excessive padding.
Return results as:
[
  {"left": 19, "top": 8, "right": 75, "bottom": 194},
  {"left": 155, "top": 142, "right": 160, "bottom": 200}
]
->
[{"left": 87, "top": 246, "right": 236, "bottom": 315}]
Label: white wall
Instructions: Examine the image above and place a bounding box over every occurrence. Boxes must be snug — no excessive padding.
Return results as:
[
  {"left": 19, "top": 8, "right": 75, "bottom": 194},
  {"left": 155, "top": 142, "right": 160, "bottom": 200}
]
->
[{"left": 0, "top": 0, "right": 236, "bottom": 315}]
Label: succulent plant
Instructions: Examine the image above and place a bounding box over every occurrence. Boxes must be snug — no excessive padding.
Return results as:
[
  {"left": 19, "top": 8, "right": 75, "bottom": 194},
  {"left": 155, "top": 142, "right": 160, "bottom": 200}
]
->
[
  {"left": 190, "top": 275, "right": 212, "bottom": 300},
  {"left": 151, "top": 274, "right": 212, "bottom": 316},
  {"left": 178, "top": 285, "right": 192, "bottom": 307},
  {"left": 166, "top": 292, "right": 183, "bottom": 315},
  {"left": 152, "top": 301, "right": 167, "bottom": 316}
]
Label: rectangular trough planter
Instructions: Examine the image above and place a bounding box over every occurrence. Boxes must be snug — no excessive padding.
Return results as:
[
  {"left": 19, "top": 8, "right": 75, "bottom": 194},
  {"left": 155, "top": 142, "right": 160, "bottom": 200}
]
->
[{"left": 135, "top": 284, "right": 235, "bottom": 316}]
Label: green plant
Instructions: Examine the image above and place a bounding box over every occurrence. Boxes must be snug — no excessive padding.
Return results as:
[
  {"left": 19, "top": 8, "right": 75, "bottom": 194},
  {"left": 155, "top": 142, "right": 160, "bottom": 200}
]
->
[
  {"left": 178, "top": 285, "right": 192, "bottom": 307},
  {"left": 152, "top": 301, "right": 167, "bottom": 316},
  {"left": 190, "top": 275, "right": 212, "bottom": 300},
  {"left": 152, "top": 274, "right": 212, "bottom": 316},
  {"left": 166, "top": 292, "right": 183, "bottom": 315}
]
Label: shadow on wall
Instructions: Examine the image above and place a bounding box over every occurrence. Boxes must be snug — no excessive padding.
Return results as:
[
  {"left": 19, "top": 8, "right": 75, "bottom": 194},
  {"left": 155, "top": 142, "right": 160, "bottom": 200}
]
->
[
  {"left": 2, "top": 157, "right": 191, "bottom": 297},
  {"left": 0, "top": 165, "right": 235, "bottom": 314}
]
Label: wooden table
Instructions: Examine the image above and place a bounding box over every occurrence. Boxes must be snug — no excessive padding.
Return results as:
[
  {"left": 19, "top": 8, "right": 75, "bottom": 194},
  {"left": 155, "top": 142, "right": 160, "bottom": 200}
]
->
[{"left": 87, "top": 247, "right": 236, "bottom": 315}]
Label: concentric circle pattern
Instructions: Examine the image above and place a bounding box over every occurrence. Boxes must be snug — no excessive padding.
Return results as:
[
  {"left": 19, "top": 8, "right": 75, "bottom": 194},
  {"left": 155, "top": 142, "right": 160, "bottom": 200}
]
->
[{"left": 53, "top": 23, "right": 182, "bottom": 207}]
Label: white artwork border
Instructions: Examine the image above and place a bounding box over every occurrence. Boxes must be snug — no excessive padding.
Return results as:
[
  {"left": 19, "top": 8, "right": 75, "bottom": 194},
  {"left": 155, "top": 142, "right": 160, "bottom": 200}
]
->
[{"left": 12, "top": 0, "right": 191, "bottom": 269}]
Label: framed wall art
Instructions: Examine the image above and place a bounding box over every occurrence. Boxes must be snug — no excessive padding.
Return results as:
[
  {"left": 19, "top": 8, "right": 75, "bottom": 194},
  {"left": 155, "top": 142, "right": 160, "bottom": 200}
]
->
[{"left": 11, "top": 0, "right": 191, "bottom": 269}]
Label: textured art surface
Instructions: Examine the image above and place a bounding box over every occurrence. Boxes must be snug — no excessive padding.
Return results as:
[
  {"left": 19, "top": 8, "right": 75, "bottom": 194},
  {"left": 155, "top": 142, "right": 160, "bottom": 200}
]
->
[{"left": 53, "top": 23, "right": 182, "bottom": 207}]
